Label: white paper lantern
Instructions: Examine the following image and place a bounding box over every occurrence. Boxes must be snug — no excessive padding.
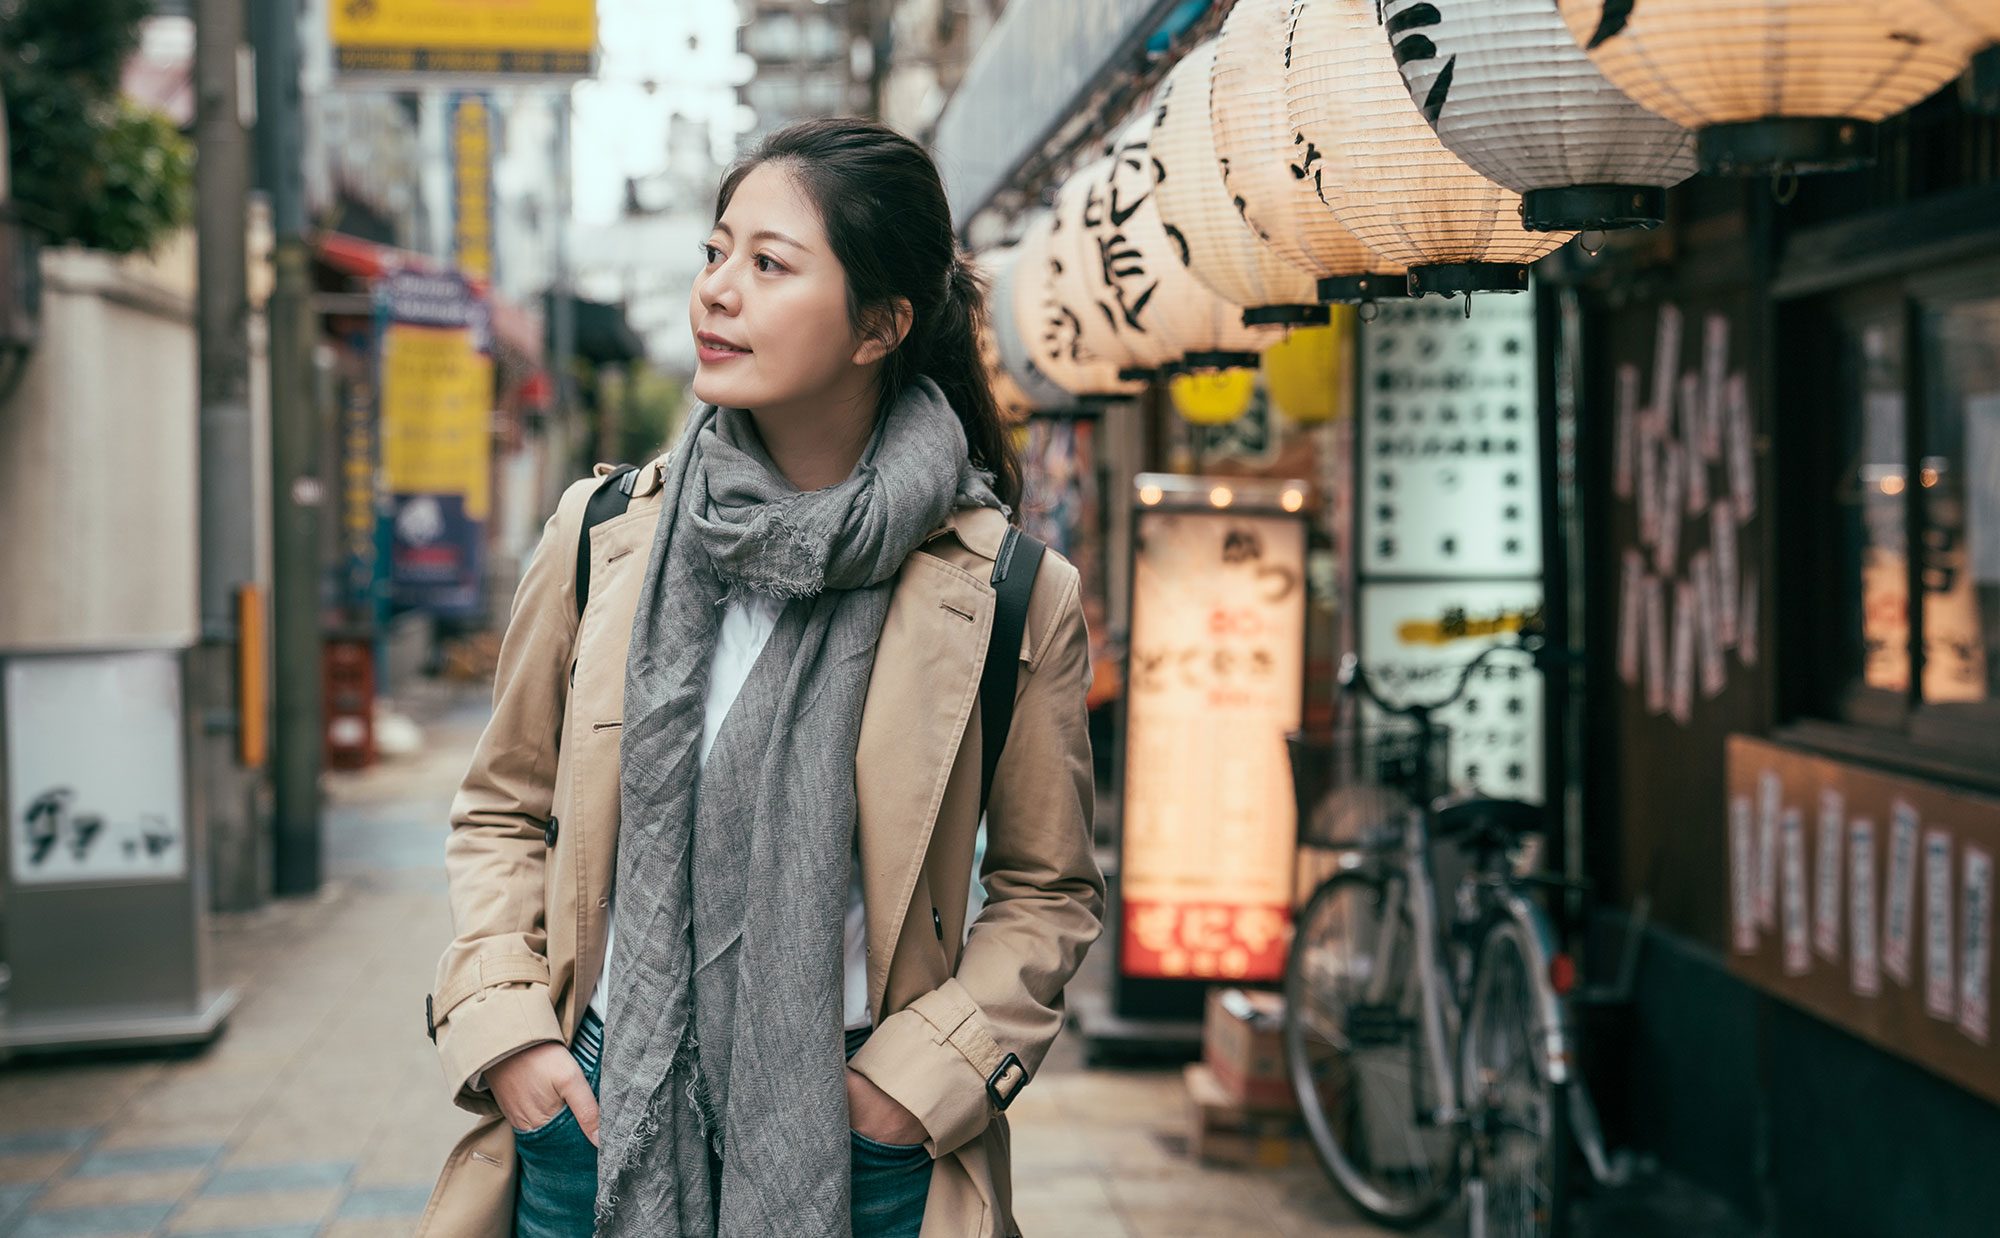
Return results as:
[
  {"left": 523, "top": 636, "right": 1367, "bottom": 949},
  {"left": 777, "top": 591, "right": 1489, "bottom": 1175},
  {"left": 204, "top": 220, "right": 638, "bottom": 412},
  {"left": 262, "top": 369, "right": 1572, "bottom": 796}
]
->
[
  {"left": 1010, "top": 209, "right": 1139, "bottom": 399},
  {"left": 1210, "top": 0, "right": 1407, "bottom": 303},
  {"left": 1555, "top": 0, "right": 1978, "bottom": 175},
  {"left": 1284, "top": 0, "right": 1575, "bottom": 296},
  {"left": 1088, "top": 110, "right": 1281, "bottom": 371},
  {"left": 979, "top": 245, "right": 1074, "bottom": 416},
  {"left": 1151, "top": 40, "right": 1326, "bottom": 326},
  {"left": 1380, "top": 0, "right": 1696, "bottom": 231}
]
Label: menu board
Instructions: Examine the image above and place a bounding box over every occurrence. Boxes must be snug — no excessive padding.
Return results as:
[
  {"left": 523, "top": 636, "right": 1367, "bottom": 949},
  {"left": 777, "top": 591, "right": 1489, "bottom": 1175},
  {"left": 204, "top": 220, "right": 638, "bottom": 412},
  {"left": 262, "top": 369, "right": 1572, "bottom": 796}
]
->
[
  {"left": 1727, "top": 736, "right": 1999, "bottom": 1105},
  {"left": 1121, "top": 507, "right": 1308, "bottom": 981}
]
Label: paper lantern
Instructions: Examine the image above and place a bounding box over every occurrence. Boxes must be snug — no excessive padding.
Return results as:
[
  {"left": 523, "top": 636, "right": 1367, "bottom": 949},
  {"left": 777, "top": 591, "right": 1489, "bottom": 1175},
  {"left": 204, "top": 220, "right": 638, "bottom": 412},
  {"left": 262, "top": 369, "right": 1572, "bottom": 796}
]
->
[
  {"left": 1263, "top": 312, "right": 1354, "bottom": 425},
  {"left": 1283, "top": 0, "right": 1575, "bottom": 297},
  {"left": 1073, "top": 110, "right": 1280, "bottom": 373},
  {"left": 1210, "top": 0, "right": 1408, "bottom": 304},
  {"left": 1918, "top": 2, "right": 2000, "bottom": 115},
  {"left": 1011, "top": 209, "right": 1140, "bottom": 400},
  {"left": 1380, "top": 0, "right": 1696, "bottom": 231},
  {"left": 1555, "top": 0, "right": 1978, "bottom": 175},
  {"left": 1170, "top": 370, "right": 1258, "bottom": 425},
  {"left": 979, "top": 244, "right": 1073, "bottom": 417},
  {"left": 1151, "top": 40, "right": 1326, "bottom": 326}
]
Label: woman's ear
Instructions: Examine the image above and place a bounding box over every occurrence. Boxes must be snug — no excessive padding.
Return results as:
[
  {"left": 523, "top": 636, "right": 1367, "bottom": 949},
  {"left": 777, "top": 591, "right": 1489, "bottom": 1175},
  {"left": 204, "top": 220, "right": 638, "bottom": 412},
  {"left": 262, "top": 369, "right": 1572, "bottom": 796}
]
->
[{"left": 853, "top": 297, "right": 914, "bottom": 366}]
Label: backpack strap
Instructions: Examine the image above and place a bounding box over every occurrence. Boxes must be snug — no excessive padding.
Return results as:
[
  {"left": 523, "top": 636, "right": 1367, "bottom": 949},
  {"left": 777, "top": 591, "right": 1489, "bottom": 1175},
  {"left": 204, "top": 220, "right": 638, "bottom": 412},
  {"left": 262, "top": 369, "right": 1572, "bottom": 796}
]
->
[
  {"left": 575, "top": 464, "right": 640, "bottom": 619},
  {"left": 979, "top": 526, "right": 1047, "bottom": 819}
]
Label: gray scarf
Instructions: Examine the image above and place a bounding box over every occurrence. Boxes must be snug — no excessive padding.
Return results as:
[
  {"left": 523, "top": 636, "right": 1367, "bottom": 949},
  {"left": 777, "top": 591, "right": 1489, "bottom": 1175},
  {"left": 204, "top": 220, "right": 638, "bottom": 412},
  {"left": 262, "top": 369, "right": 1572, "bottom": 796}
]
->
[{"left": 596, "top": 377, "right": 1003, "bottom": 1236}]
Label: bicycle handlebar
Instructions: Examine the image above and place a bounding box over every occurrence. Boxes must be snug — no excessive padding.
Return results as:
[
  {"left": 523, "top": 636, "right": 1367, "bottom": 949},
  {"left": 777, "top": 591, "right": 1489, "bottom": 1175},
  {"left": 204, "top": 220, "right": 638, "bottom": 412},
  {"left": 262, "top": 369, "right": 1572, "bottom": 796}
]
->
[{"left": 1338, "top": 613, "right": 1554, "bottom": 721}]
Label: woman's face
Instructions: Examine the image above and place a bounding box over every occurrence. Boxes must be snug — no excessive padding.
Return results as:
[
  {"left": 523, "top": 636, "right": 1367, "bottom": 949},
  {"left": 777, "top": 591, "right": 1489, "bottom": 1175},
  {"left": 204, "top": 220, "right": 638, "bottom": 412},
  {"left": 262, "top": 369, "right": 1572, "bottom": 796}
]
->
[{"left": 689, "top": 162, "right": 870, "bottom": 411}]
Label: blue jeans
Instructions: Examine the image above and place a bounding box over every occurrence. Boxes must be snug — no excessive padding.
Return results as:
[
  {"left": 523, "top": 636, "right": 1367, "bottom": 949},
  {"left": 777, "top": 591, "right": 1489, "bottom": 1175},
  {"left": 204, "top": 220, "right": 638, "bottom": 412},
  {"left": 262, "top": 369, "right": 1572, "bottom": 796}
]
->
[{"left": 512, "top": 1015, "right": 933, "bottom": 1238}]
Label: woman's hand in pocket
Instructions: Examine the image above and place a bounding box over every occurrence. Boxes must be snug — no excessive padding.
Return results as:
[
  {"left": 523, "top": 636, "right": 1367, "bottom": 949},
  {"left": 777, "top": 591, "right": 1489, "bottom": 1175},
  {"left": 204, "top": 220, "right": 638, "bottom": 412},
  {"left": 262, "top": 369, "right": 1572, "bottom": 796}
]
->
[
  {"left": 845, "top": 1067, "right": 927, "bottom": 1146},
  {"left": 490, "top": 1042, "right": 600, "bottom": 1146}
]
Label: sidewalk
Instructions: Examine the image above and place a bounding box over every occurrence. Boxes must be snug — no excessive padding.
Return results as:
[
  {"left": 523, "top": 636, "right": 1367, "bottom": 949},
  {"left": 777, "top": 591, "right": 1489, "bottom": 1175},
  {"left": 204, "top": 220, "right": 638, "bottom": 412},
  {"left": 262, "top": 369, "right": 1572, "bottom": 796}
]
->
[{"left": 0, "top": 684, "right": 1734, "bottom": 1237}]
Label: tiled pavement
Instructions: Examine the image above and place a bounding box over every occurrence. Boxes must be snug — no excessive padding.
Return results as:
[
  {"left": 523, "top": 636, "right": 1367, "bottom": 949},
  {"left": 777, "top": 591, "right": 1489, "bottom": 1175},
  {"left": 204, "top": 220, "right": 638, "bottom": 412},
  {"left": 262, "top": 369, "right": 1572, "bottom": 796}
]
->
[{"left": 0, "top": 685, "right": 1449, "bottom": 1237}]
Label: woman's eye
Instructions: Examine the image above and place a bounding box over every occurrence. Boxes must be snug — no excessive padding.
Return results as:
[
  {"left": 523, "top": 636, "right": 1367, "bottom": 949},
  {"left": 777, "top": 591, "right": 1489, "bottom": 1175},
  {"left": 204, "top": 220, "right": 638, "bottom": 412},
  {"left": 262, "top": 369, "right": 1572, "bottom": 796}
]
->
[
  {"left": 699, "top": 242, "right": 721, "bottom": 264},
  {"left": 754, "top": 254, "right": 784, "bottom": 274}
]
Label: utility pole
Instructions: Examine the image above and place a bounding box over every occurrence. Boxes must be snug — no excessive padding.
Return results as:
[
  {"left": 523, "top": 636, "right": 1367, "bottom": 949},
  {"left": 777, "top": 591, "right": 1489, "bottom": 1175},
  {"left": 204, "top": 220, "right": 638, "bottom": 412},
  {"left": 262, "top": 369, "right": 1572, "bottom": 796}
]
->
[
  {"left": 251, "top": 0, "right": 324, "bottom": 897},
  {"left": 194, "top": 0, "right": 264, "bottom": 909}
]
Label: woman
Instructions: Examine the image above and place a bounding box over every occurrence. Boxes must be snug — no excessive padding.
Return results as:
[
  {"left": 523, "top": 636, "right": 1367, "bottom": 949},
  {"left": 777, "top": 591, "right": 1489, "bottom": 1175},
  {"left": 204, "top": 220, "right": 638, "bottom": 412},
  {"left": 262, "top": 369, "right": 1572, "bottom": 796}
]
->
[{"left": 417, "top": 118, "right": 1104, "bottom": 1238}]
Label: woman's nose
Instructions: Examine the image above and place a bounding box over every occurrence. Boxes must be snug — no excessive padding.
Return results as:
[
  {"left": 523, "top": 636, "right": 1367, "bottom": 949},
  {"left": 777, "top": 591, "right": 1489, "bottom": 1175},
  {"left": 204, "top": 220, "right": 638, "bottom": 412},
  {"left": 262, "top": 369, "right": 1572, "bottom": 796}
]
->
[{"left": 697, "top": 260, "right": 741, "bottom": 313}]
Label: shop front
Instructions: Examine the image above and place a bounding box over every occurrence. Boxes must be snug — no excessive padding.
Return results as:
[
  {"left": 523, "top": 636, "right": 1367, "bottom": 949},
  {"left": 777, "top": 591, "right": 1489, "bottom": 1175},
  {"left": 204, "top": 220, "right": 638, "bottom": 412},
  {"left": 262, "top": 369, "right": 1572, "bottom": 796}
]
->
[{"left": 1560, "top": 89, "right": 2000, "bottom": 1238}]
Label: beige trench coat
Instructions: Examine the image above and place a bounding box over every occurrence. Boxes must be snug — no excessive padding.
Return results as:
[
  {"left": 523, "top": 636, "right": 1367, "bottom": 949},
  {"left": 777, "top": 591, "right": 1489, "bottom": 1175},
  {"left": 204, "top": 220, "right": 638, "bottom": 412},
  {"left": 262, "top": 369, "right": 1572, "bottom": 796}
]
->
[{"left": 417, "top": 455, "right": 1105, "bottom": 1236}]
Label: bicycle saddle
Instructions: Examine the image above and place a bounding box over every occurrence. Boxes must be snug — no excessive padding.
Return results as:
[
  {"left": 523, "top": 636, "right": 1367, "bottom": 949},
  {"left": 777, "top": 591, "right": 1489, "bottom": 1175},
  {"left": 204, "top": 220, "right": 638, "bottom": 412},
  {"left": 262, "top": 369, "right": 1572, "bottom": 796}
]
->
[{"left": 1432, "top": 794, "right": 1544, "bottom": 844}]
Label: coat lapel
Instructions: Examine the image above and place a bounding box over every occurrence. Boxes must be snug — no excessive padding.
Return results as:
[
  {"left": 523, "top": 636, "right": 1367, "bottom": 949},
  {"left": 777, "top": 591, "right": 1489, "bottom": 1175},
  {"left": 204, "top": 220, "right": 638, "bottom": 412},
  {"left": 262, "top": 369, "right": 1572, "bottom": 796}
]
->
[{"left": 855, "top": 548, "right": 993, "bottom": 1019}]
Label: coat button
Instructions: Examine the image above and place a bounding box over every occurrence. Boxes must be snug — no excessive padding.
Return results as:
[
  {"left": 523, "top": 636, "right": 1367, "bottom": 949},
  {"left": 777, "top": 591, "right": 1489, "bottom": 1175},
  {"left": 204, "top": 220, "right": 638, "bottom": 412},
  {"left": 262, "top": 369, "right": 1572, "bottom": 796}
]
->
[
  {"left": 932, "top": 908, "right": 944, "bottom": 940},
  {"left": 543, "top": 817, "right": 559, "bottom": 847}
]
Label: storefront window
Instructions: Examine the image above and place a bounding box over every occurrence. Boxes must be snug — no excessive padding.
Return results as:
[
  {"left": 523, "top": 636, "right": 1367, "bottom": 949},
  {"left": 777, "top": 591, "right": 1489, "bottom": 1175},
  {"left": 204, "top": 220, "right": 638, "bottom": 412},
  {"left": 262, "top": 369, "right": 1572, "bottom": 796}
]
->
[
  {"left": 1855, "top": 321, "right": 1909, "bottom": 696},
  {"left": 1920, "top": 290, "right": 2000, "bottom": 706}
]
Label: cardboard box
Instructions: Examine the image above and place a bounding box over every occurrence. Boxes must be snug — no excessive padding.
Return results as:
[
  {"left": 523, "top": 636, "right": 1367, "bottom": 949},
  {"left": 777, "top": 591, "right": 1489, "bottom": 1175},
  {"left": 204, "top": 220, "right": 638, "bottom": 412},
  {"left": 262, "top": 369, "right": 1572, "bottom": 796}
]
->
[
  {"left": 1183, "top": 1062, "right": 1301, "bottom": 1169},
  {"left": 1203, "top": 987, "right": 1297, "bottom": 1112}
]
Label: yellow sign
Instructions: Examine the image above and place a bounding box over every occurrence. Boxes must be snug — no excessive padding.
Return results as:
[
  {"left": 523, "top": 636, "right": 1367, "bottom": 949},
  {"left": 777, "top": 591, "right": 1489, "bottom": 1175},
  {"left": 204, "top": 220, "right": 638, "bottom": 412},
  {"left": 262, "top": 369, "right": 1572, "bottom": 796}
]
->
[
  {"left": 1263, "top": 312, "right": 1355, "bottom": 425},
  {"left": 450, "top": 95, "right": 494, "bottom": 281},
  {"left": 381, "top": 323, "right": 492, "bottom": 521},
  {"left": 331, "top": 0, "right": 596, "bottom": 78}
]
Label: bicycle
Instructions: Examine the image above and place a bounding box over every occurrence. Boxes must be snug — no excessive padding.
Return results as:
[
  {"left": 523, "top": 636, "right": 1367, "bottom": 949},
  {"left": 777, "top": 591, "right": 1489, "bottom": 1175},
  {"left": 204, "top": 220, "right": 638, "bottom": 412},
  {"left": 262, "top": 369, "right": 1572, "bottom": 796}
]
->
[{"left": 1281, "top": 617, "right": 1634, "bottom": 1238}]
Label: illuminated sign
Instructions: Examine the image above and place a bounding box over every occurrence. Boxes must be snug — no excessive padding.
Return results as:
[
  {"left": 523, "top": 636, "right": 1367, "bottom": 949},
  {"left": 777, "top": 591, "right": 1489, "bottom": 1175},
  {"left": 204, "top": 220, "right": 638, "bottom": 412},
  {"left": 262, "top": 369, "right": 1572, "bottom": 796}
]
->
[{"left": 1120, "top": 501, "right": 1308, "bottom": 981}]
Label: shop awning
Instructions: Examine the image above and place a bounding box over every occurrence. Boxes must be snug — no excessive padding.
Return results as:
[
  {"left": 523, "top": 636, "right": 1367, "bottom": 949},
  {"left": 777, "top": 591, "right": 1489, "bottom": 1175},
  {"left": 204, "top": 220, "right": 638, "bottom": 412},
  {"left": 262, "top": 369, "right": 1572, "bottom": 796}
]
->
[{"left": 312, "top": 232, "right": 544, "bottom": 365}]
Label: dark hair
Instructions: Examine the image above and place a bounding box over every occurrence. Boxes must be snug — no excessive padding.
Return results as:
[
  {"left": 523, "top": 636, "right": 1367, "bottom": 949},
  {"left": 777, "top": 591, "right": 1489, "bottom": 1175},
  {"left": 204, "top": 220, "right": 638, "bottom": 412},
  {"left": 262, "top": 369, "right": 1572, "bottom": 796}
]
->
[{"left": 716, "top": 117, "right": 1023, "bottom": 514}]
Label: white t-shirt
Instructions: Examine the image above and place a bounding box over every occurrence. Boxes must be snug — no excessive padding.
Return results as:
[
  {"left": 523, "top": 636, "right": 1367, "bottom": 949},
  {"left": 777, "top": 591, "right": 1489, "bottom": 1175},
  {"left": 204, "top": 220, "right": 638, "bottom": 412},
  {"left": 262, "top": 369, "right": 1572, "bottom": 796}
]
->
[{"left": 590, "top": 589, "right": 873, "bottom": 1032}]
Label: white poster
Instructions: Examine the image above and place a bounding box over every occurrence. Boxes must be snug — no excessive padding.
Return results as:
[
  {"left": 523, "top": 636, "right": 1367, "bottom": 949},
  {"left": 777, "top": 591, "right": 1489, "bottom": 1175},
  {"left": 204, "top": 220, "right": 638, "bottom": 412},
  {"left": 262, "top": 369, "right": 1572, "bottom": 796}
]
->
[
  {"left": 1618, "top": 550, "right": 1644, "bottom": 687},
  {"left": 1727, "top": 373, "right": 1756, "bottom": 523},
  {"left": 1851, "top": 818, "right": 1880, "bottom": 997},
  {"left": 1682, "top": 373, "right": 1708, "bottom": 514},
  {"left": 1651, "top": 302, "right": 1682, "bottom": 434},
  {"left": 1700, "top": 314, "right": 1729, "bottom": 460},
  {"left": 1758, "top": 769, "right": 1783, "bottom": 928},
  {"left": 1712, "top": 501, "right": 1740, "bottom": 649},
  {"left": 1814, "top": 788, "right": 1845, "bottom": 962},
  {"left": 1694, "top": 550, "right": 1726, "bottom": 699},
  {"left": 1782, "top": 807, "right": 1810, "bottom": 976},
  {"left": 1962, "top": 846, "right": 1992, "bottom": 1045},
  {"left": 1121, "top": 508, "right": 1307, "bottom": 982},
  {"left": 1883, "top": 799, "right": 1920, "bottom": 985},
  {"left": 1644, "top": 575, "right": 1666, "bottom": 715},
  {"left": 6, "top": 651, "right": 188, "bottom": 885},
  {"left": 1669, "top": 578, "right": 1695, "bottom": 726},
  {"left": 1925, "top": 829, "right": 1955, "bottom": 1020},
  {"left": 1731, "top": 794, "right": 1757, "bottom": 953}
]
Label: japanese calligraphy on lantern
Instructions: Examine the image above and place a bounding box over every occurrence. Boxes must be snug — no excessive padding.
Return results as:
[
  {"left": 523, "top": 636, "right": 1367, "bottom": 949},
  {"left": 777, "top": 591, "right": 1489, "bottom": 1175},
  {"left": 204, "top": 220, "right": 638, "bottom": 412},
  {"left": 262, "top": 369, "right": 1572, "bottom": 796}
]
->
[{"left": 1121, "top": 503, "right": 1307, "bottom": 982}]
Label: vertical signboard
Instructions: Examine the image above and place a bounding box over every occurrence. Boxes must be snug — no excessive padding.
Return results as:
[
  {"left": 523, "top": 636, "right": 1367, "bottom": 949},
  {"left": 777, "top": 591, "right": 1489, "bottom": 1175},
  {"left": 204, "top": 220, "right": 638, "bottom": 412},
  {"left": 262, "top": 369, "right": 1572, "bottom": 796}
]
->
[
  {"left": 377, "top": 271, "right": 493, "bottom": 618},
  {"left": 330, "top": 0, "right": 597, "bottom": 79},
  {"left": 1119, "top": 475, "right": 1310, "bottom": 996},
  {"left": 449, "top": 93, "right": 496, "bottom": 284}
]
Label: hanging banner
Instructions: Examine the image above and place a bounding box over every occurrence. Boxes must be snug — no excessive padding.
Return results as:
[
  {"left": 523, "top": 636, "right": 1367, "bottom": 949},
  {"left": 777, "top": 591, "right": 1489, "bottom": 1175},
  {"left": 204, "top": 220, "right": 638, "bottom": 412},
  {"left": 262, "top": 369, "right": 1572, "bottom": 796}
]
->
[
  {"left": 1120, "top": 482, "right": 1308, "bottom": 982},
  {"left": 331, "top": 0, "right": 597, "bottom": 80},
  {"left": 377, "top": 271, "right": 493, "bottom": 618},
  {"left": 449, "top": 93, "right": 496, "bottom": 284}
]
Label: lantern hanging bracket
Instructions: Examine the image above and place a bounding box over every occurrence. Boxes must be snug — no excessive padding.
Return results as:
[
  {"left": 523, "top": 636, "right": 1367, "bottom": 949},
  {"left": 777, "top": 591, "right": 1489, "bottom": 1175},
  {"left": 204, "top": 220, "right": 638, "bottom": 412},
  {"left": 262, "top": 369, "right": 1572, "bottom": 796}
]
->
[
  {"left": 1405, "top": 263, "right": 1531, "bottom": 298},
  {"left": 1316, "top": 273, "right": 1413, "bottom": 305},
  {"left": 1520, "top": 184, "right": 1667, "bottom": 233},
  {"left": 1697, "top": 116, "right": 1876, "bottom": 177},
  {"left": 1243, "top": 304, "right": 1332, "bottom": 328}
]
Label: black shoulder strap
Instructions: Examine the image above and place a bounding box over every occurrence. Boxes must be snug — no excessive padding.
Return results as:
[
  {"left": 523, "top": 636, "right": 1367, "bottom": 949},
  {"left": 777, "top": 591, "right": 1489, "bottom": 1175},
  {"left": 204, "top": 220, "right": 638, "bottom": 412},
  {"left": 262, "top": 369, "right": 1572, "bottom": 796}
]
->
[
  {"left": 979, "top": 526, "right": 1047, "bottom": 819},
  {"left": 575, "top": 465, "right": 640, "bottom": 619}
]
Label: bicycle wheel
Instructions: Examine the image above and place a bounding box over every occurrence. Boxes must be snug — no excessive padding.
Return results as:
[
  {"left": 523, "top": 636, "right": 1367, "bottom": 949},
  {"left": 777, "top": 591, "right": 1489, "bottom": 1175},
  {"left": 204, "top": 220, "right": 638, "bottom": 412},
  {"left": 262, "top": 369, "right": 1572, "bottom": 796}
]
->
[
  {"left": 1283, "top": 872, "right": 1458, "bottom": 1228},
  {"left": 1461, "top": 915, "right": 1571, "bottom": 1238}
]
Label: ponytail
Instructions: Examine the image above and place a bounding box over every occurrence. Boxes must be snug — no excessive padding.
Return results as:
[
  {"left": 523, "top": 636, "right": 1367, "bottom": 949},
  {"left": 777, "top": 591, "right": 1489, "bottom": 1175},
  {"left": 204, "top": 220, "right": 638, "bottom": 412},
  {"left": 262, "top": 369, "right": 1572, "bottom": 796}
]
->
[{"left": 914, "top": 250, "right": 1023, "bottom": 515}]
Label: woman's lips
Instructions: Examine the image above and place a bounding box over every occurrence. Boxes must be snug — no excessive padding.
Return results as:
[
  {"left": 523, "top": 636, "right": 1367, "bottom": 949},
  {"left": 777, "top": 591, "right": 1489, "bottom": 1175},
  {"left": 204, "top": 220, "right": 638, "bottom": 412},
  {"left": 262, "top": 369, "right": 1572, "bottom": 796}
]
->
[{"left": 697, "top": 333, "right": 750, "bottom": 364}]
